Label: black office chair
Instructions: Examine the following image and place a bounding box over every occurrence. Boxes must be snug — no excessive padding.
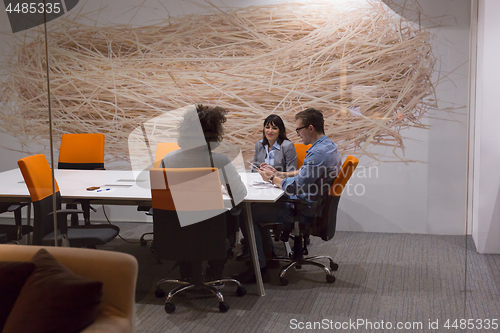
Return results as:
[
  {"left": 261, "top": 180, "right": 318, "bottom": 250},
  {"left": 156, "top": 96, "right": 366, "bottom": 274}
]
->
[
  {"left": 150, "top": 167, "right": 246, "bottom": 313},
  {"left": 0, "top": 202, "right": 31, "bottom": 244},
  {"left": 58, "top": 133, "right": 105, "bottom": 226},
  {"left": 138, "top": 142, "right": 181, "bottom": 246},
  {"left": 271, "top": 155, "right": 359, "bottom": 286},
  {"left": 17, "top": 154, "right": 119, "bottom": 247},
  {"left": 253, "top": 143, "right": 312, "bottom": 260}
]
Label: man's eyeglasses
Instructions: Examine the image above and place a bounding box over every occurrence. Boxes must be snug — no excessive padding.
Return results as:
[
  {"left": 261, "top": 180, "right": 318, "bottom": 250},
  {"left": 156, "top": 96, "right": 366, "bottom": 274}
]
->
[{"left": 295, "top": 125, "right": 307, "bottom": 134}]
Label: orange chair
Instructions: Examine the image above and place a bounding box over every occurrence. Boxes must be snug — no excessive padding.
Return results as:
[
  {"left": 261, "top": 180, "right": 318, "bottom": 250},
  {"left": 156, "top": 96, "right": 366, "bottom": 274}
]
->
[
  {"left": 17, "top": 154, "right": 119, "bottom": 247},
  {"left": 58, "top": 133, "right": 105, "bottom": 226},
  {"left": 138, "top": 142, "right": 181, "bottom": 246},
  {"left": 293, "top": 143, "right": 312, "bottom": 168},
  {"left": 275, "top": 155, "right": 359, "bottom": 286},
  {"left": 154, "top": 142, "right": 180, "bottom": 168},
  {"left": 58, "top": 133, "right": 105, "bottom": 170},
  {"left": 271, "top": 143, "right": 311, "bottom": 256}
]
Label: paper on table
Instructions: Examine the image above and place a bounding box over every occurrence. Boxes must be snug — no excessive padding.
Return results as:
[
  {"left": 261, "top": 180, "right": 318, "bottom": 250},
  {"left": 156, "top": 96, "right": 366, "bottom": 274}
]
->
[
  {"left": 103, "top": 184, "right": 133, "bottom": 188},
  {"left": 249, "top": 181, "right": 277, "bottom": 189}
]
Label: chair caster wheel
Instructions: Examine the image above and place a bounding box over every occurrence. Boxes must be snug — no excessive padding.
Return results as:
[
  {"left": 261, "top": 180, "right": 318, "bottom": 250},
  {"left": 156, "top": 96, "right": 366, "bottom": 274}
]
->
[
  {"left": 155, "top": 288, "right": 165, "bottom": 298},
  {"left": 280, "top": 277, "right": 289, "bottom": 286},
  {"left": 140, "top": 239, "right": 147, "bottom": 246},
  {"left": 164, "top": 302, "right": 175, "bottom": 314},
  {"left": 326, "top": 274, "right": 336, "bottom": 283},
  {"left": 296, "top": 264, "right": 302, "bottom": 269},
  {"left": 219, "top": 302, "right": 229, "bottom": 313},
  {"left": 302, "top": 249, "right": 308, "bottom": 255},
  {"left": 236, "top": 286, "right": 247, "bottom": 297},
  {"left": 330, "top": 262, "right": 339, "bottom": 271}
]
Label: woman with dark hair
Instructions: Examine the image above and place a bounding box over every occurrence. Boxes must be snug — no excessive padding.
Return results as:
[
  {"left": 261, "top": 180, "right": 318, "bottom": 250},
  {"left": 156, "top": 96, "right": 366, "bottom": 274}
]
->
[
  {"left": 236, "top": 115, "right": 297, "bottom": 279},
  {"left": 252, "top": 114, "right": 297, "bottom": 172}
]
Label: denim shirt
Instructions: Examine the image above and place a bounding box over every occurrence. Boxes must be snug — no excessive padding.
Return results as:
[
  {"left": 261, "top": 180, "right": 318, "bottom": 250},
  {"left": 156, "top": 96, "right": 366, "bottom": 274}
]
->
[{"left": 281, "top": 135, "right": 342, "bottom": 204}]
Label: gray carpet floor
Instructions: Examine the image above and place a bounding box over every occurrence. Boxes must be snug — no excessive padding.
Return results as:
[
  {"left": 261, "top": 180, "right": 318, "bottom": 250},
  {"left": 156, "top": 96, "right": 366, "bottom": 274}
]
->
[
  {"left": 3, "top": 218, "right": 499, "bottom": 332},
  {"left": 99, "top": 222, "right": 500, "bottom": 333}
]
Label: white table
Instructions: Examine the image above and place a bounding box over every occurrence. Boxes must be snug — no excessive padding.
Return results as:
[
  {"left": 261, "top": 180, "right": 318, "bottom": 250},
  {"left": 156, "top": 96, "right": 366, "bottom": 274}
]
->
[{"left": 0, "top": 168, "right": 283, "bottom": 296}]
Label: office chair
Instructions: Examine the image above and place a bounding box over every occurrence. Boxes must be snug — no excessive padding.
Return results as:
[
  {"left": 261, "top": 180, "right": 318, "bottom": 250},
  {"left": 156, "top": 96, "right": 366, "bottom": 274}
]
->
[
  {"left": 153, "top": 142, "right": 180, "bottom": 168},
  {"left": 0, "top": 202, "right": 31, "bottom": 244},
  {"left": 262, "top": 143, "right": 313, "bottom": 258},
  {"left": 17, "top": 154, "right": 120, "bottom": 247},
  {"left": 273, "top": 155, "right": 359, "bottom": 286},
  {"left": 150, "top": 167, "right": 246, "bottom": 313},
  {"left": 58, "top": 133, "right": 105, "bottom": 226},
  {"left": 294, "top": 143, "right": 312, "bottom": 169},
  {"left": 138, "top": 142, "right": 181, "bottom": 246}
]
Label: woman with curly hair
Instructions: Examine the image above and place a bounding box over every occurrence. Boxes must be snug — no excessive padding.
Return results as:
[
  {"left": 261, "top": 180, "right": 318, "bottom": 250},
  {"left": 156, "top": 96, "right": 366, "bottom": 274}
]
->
[{"left": 160, "top": 104, "right": 247, "bottom": 282}]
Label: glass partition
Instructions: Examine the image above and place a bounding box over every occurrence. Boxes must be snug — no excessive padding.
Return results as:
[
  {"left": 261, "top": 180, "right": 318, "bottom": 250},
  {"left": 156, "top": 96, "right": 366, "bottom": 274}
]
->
[{"left": 0, "top": 0, "right": 484, "bottom": 330}]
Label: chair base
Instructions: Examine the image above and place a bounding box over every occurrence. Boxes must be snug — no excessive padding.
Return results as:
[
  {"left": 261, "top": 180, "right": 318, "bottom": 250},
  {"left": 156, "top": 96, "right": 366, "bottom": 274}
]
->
[
  {"left": 155, "top": 277, "right": 246, "bottom": 313},
  {"left": 273, "top": 255, "right": 338, "bottom": 285},
  {"left": 139, "top": 232, "right": 153, "bottom": 246}
]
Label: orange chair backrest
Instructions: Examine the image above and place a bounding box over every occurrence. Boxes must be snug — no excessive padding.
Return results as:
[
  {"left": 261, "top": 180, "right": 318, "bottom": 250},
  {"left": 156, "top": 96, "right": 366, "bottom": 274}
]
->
[
  {"left": 58, "top": 133, "right": 105, "bottom": 164},
  {"left": 154, "top": 142, "right": 181, "bottom": 168},
  {"left": 150, "top": 168, "right": 224, "bottom": 212},
  {"left": 18, "top": 154, "right": 59, "bottom": 202},
  {"left": 330, "top": 156, "right": 359, "bottom": 197},
  {"left": 294, "top": 143, "right": 312, "bottom": 168}
]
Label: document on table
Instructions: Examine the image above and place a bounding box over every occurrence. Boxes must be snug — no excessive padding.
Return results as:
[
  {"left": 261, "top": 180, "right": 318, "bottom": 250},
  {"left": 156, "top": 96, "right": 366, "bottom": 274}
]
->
[{"left": 249, "top": 181, "right": 277, "bottom": 189}]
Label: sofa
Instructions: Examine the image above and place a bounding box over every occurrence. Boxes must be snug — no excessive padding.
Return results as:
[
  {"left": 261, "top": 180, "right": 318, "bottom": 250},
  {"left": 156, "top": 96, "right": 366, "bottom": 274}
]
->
[{"left": 0, "top": 244, "right": 138, "bottom": 333}]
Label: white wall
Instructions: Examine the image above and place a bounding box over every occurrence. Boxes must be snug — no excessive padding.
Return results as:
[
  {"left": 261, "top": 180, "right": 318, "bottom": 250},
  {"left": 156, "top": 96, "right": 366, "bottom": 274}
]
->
[
  {"left": 337, "top": 0, "right": 470, "bottom": 235},
  {"left": 472, "top": 0, "right": 500, "bottom": 253}
]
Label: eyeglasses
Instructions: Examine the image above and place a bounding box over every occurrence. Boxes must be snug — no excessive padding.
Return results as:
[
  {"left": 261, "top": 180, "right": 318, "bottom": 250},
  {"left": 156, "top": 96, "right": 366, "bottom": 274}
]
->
[{"left": 295, "top": 125, "right": 307, "bottom": 134}]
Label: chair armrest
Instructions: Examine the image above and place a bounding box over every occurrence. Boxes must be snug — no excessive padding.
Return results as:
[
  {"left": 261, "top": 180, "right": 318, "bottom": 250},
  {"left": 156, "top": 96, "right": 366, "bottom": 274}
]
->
[
  {"left": 48, "top": 209, "right": 84, "bottom": 234},
  {"left": 7, "top": 203, "right": 28, "bottom": 212},
  {"left": 48, "top": 209, "right": 85, "bottom": 215},
  {"left": 137, "top": 205, "right": 153, "bottom": 215}
]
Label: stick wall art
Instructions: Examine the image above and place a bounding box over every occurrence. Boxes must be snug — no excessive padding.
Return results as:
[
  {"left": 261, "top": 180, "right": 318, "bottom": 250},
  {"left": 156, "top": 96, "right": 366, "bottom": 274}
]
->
[{"left": 0, "top": 1, "right": 436, "bottom": 166}]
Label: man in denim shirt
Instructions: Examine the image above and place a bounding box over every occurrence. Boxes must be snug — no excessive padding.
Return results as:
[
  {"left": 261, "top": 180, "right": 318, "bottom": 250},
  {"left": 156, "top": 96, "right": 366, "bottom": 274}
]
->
[{"left": 238, "top": 108, "right": 341, "bottom": 283}]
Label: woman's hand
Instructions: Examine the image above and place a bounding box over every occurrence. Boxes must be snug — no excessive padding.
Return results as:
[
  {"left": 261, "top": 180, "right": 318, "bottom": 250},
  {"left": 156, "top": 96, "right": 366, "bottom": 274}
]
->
[
  {"left": 260, "top": 162, "right": 277, "bottom": 174},
  {"left": 258, "top": 167, "right": 275, "bottom": 182}
]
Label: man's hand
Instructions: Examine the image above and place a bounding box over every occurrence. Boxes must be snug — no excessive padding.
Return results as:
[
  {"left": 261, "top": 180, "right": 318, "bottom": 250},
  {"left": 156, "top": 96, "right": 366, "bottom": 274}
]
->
[{"left": 259, "top": 163, "right": 287, "bottom": 178}]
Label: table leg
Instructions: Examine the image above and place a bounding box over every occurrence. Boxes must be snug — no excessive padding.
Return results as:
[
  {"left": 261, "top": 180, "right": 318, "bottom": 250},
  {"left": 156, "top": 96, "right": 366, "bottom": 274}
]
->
[{"left": 244, "top": 202, "right": 265, "bottom": 296}]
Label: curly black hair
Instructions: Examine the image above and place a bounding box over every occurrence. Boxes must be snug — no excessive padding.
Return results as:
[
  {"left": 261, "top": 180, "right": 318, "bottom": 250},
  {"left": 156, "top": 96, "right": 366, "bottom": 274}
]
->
[{"left": 178, "top": 104, "right": 227, "bottom": 148}]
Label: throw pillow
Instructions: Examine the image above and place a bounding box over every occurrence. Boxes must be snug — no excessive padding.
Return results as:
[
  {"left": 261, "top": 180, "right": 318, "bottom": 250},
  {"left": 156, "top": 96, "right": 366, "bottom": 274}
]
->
[
  {"left": 2, "top": 249, "right": 103, "bottom": 333},
  {"left": 0, "top": 261, "right": 35, "bottom": 331}
]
